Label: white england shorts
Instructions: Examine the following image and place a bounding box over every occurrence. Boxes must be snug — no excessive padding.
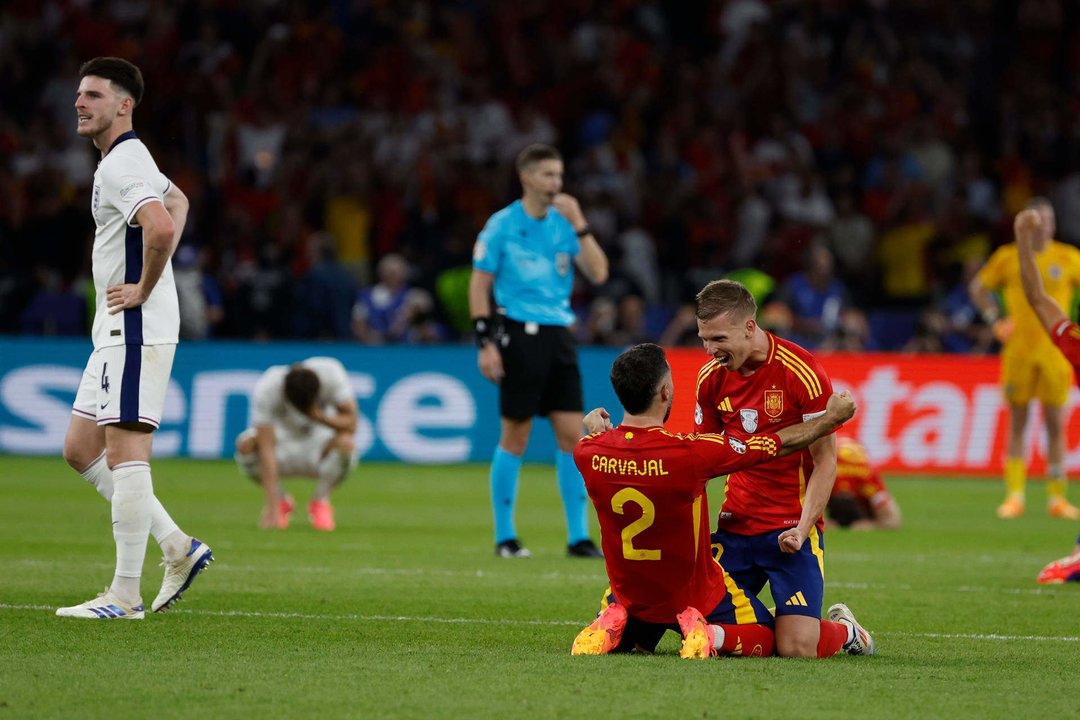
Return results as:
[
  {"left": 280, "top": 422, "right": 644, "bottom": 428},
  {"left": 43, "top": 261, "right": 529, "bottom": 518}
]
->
[
  {"left": 237, "top": 424, "right": 337, "bottom": 477},
  {"left": 72, "top": 344, "right": 176, "bottom": 428}
]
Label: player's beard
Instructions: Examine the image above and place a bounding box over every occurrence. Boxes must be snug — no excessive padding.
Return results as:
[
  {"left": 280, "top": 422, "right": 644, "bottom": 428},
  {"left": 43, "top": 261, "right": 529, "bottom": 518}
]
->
[
  {"left": 663, "top": 395, "right": 672, "bottom": 423},
  {"left": 77, "top": 114, "right": 113, "bottom": 140}
]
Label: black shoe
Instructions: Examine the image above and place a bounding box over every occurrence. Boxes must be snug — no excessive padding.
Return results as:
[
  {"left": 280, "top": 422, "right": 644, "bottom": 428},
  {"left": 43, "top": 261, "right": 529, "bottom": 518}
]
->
[
  {"left": 495, "top": 539, "right": 532, "bottom": 558},
  {"left": 567, "top": 539, "right": 603, "bottom": 558}
]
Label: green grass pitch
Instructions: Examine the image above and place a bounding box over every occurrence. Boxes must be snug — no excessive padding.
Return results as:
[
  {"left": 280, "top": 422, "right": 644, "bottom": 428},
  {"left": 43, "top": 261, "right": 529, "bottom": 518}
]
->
[{"left": 1, "top": 455, "right": 1078, "bottom": 719}]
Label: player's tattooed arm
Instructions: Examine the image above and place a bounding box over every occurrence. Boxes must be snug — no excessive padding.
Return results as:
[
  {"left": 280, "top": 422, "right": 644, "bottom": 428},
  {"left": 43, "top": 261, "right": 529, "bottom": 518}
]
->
[{"left": 774, "top": 391, "right": 856, "bottom": 455}]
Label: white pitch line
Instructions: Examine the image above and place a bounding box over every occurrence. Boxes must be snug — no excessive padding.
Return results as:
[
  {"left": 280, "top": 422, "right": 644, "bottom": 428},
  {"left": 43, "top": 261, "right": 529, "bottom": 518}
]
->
[
  {"left": 2, "top": 603, "right": 1077, "bottom": 642},
  {"left": 7, "top": 557, "right": 1079, "bottom": 595}
]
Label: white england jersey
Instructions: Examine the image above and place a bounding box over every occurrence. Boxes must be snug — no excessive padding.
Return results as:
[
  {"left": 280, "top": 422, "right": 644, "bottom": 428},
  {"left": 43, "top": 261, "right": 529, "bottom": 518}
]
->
[
  {"left": 90, "top": 131, "right": 178, "bottom": 348},
  {"left": 252, "top": 357, "right": 353, "bottom": 433}
]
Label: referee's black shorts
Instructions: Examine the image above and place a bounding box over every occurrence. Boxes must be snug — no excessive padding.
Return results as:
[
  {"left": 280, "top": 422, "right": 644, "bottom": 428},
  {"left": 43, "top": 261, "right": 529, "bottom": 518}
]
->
[{"left": 497, "top": 317, "right": 583, "bottom": 420}]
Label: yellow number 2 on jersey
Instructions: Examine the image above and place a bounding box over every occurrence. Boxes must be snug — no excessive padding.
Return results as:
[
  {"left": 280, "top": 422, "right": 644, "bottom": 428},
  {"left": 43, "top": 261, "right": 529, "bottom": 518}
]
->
[{"left": 611, "top": 488, "right": 661, "bottom": 561}]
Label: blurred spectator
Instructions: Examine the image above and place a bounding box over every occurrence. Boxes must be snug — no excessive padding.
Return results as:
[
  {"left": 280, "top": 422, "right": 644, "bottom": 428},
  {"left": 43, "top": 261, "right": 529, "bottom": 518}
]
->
[
  {"left": 826, "top": 189, "right": 876, "bottom": 296},
  {"left": 938, "top": 257, "right": 994, "bottom": 354},
  {"left": 299, "top": 238, "right": 357, "bottom": 340},
  {"left": 581, "top": 297, "right": 619, "bottom": 346},
  {"left": 19, "top": 267, "right": 85, "bottom": 336},
  {"left": 613, "top": 294, "right": 650, "bottom": 347},
  {"left": 352, "top": 253, "right": 439, "bottom": 344},
  {"left": 3, "top": 2, "right": 1080, "bottom": 352},
  {"left": 174, "top": 245, "right": 224, "bottom": 340},
  {"left": 901, "top": 310, "right": 949, "bottom": 354},
  {"left": 819, "top": 308, "right": 873, "bottom": 353},
  {"left": 774, "top": 243, "right": 849, "bottom": 348},
  {"left": 658, "top": 304, "right": 700, "bottom": 348}
]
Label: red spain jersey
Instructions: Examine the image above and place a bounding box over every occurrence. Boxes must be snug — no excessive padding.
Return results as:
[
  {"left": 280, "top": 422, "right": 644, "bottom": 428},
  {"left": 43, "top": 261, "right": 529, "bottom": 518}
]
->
[
  {"left": 832, "top": 437, "right": 891, "bottom": 515},
  {"left": 1051, "top": 319, "right": 1080, "bottom": 378},
  {"left": 694, "top": 332, "right": 833, "bottom": 535},
  {"left": 574, "top": 425, "right": 782, "bottom": 624}
]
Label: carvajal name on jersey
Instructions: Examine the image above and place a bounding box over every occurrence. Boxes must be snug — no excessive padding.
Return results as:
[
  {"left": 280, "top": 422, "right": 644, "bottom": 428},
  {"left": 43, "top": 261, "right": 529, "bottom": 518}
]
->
[{"left": 590, "top": 455, "right": 669, "bottom": 476}]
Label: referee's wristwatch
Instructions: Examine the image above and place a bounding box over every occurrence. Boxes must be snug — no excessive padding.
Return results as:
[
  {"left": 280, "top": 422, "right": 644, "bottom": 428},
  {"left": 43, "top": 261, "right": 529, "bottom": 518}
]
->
[{"left": 473, "top": 317, "right": 493, "bottom": 348}]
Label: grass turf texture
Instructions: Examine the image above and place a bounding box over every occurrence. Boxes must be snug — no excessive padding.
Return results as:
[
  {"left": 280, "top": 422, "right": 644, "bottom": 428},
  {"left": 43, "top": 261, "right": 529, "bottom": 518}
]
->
[{"left": 1, "top": 456, "right": 1078, "bottom": 719}]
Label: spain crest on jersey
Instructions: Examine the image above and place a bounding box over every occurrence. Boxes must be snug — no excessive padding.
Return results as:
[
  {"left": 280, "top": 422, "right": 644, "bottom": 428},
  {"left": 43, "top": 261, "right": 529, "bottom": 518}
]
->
[
  {"left": 764, "top": 389, "right": 784, "bottom": 418},
  {"left": 740, "top": 409, "right": 758, "bottom": 433}
]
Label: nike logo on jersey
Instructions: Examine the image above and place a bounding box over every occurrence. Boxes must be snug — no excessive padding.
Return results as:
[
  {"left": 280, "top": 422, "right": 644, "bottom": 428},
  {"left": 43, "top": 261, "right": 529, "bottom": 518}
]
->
[{"left": 100, "top": 402, "right": 109, "bottom": 410}]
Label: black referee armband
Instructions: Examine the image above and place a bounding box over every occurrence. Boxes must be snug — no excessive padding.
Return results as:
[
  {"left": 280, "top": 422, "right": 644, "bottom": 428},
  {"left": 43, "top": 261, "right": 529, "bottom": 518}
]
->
[{"left": 473, "top": 317, "right": 493, "bottom": 348}]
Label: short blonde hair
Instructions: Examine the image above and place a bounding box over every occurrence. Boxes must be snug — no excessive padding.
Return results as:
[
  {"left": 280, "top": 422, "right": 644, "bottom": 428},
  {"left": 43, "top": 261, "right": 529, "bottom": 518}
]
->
[{"left": 695, "top": 280, "right": 757, "bottom": 322}]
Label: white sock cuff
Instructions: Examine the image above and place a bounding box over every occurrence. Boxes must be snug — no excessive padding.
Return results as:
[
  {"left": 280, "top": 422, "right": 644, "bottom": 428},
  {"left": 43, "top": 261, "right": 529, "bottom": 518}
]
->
[
  {"left": 113, "top": 462, "right": 153, "bottom": 494},
  {"left": 79, "top": 451, "right": 113, "bottom": 501},
  {"left": 79, "top": 451, "right": 108, "bottom": 478},
  {"left": 711, "top": 624, "right": 725, "bottom": 650}
]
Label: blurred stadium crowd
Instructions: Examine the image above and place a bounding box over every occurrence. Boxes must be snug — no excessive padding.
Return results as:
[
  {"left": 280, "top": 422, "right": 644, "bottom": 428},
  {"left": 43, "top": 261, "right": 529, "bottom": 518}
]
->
[{"left": 3, "top": 0, "right": 1080, "bottom": 351}]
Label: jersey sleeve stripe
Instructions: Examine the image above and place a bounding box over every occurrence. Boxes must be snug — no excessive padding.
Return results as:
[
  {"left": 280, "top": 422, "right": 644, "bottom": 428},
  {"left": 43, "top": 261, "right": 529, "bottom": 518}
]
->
[
  {"left": 696, "top": 360, "right": 720, "bottom": 397},
  {"left": 776, "top": 347, "right": 823, "bottom": 397},
  {"left": 125, "top": 195, "right": 162, "bottom": 224}
]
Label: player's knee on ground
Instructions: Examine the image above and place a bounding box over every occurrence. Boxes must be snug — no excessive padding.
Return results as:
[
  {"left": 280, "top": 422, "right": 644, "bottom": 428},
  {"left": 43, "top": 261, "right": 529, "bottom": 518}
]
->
[
  {"left": 775, "top": 633, "right": 819, "bottom": 658},
  {"left": 774, "top": 619, "right": 820, "bottom": 658}
]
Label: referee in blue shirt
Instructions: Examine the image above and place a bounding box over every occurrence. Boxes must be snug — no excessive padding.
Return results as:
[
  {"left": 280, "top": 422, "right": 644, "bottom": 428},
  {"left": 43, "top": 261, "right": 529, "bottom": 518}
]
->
[{"left": 469, "top": 144, "right": 609, "bottom": 558}]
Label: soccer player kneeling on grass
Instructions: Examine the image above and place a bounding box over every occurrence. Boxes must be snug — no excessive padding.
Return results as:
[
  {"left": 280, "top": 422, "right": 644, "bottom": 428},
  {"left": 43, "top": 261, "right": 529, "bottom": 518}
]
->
[
  {"left": 570, "top": 344, "right": 872, "bottom": 657},
  {"left": 235, "top": 357, "right": 359, "bottom": 531},
  {"left": 826, "top": 436, "right": 902, "bottom": 531}
]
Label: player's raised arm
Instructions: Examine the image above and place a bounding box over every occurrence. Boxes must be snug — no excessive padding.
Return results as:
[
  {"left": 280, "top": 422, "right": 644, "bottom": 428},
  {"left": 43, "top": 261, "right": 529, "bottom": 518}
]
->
[
  {"left": 555, "top": 193, "right": 609, "bottom": 285},
  {"left": 773, "top": 391, "right": 856, "bottom": 456},
  {"left": 1015, "top": 209, "right": 1068, "bottom": 333}
]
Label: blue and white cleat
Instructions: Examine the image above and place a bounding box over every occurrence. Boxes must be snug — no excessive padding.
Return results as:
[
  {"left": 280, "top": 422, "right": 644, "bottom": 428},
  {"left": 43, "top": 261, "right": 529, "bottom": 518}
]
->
[
  {"left": 151, "top": 537, "right": 214, "bottom": 612},
  {"left": 56, "top": 588, "right": 144, "bottom": 619},
  {"left": 828, "top": 602, "right": 876, "bottom": 656}
]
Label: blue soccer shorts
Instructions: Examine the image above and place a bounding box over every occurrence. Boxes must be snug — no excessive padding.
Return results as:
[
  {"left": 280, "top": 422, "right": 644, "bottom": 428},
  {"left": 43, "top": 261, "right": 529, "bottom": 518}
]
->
[{"left": 710, "top": 527, "right": 826, "bottom": 619}]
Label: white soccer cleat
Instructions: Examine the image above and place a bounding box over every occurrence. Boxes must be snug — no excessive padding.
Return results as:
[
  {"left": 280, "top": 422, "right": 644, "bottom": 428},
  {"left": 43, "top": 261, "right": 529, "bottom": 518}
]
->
[
  {"left": 151, "top": 537, "right": 214, "bottom": 612},
  {"left": 56, "top": 588, "right": 144, "bottom": 619},
  {"left": 827, "top": 602, "right": 876, "bottom": 656}
]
